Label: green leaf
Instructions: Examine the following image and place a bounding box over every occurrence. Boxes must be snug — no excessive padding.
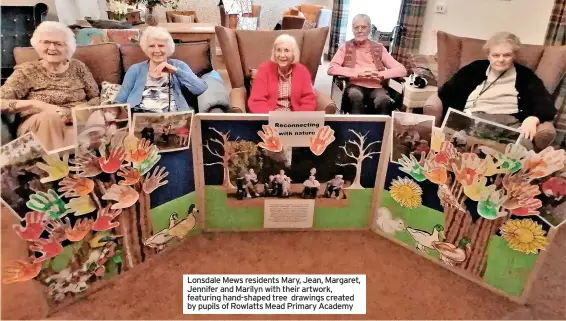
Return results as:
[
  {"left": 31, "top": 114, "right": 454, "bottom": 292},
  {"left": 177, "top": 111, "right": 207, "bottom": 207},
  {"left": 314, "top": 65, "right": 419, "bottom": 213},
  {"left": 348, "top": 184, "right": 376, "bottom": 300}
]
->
[
  {"left": 110, "top": 255, "right": 122, "bottom": 264},
  {"left": 49, "top": 242, "right": 82, "bottom": 272}
]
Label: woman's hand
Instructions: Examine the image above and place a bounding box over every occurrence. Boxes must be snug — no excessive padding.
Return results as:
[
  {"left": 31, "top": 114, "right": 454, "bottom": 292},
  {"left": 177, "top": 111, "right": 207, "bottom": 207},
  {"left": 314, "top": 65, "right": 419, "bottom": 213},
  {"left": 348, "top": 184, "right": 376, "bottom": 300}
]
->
[
  {"left": 28, "top": 100, "right": 64, "bottom": 113},
  {"left": 153, "top": 62, "right": 178, "bottom": 74},
  {"left": 520, "top": 116, "right": 539, "bottom": 141}
]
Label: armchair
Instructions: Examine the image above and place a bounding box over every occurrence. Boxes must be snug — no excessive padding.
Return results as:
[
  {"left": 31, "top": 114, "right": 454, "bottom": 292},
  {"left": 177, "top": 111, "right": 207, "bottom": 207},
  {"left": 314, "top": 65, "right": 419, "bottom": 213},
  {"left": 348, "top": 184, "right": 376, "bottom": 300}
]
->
[
  {"left": 166, "top": 10, "right": 199, "bottom": 23},
  {"left": 283, "top": 4, "right": 331, "bottom": 29},
  {"left": 424, "top": 31, "right": 566, "bottom": 150},
  {"left": 215, "top": 26, "right": 337, "bottom": 113}
]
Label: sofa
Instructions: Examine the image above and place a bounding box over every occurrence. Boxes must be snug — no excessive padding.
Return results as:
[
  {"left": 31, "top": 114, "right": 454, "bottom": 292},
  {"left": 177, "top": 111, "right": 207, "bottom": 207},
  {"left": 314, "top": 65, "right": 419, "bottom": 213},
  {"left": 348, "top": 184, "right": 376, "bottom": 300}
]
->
[
  {"left": 424, "top": 31, "right": 566, "bottom": 150},
  {"left": 215, "top": 26, "right": 337, "bottom": 113},
  {"left": 2, "top": 40, "right": 230, "bottom": 145}
]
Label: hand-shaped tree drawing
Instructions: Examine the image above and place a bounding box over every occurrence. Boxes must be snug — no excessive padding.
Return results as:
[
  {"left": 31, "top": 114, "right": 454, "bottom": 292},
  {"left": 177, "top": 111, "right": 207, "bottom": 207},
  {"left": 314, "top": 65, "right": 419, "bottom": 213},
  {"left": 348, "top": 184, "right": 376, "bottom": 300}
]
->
[
  {"left": 203, "top": 127, "right": 243, "bottom": 189},
  {"left": 337, "top": 130, "right": 381, "bottom": 189},
  {"left": 309, "top": 125, "right": 335, "bottom": 156},
  {"left": 257, "top": 125, "right": 283, "bottom": 152}
]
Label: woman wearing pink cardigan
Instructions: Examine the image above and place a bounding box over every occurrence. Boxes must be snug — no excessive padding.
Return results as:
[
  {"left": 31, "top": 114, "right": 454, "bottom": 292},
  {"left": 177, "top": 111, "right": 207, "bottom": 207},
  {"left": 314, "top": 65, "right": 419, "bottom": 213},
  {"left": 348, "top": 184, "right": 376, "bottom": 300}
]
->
[{"left": 248, "top": 34, "right": 317, "bottom": 113}]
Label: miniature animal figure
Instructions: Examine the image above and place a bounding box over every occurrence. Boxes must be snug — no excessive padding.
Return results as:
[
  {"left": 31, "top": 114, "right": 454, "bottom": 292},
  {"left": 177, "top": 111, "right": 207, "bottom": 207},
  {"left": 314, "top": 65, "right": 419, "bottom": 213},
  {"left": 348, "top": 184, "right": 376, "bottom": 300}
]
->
[
  {"left": 406, "top": 224, "right": 445, "bottom": 253},
  {"left": 144, "top": 205, "right": 199, "bottom": 250},
  {"left": 143, "top": 213, "right": 178, "bottom": 251},
  {"left": 375, "top": 207, "right": 405, "bottom": 235}
]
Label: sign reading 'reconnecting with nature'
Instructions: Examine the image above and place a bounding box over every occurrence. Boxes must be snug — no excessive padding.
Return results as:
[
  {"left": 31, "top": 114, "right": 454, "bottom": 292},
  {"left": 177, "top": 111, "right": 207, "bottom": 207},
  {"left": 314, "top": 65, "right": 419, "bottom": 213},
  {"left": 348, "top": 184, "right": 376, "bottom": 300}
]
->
[{"left": 268, "top": 111, "right": 325, "bottom": 147}]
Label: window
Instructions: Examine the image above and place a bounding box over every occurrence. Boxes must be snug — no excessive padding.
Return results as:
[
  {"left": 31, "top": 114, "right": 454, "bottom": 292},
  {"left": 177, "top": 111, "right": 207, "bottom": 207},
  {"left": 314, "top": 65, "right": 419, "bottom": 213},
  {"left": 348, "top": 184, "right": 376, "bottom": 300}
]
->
[{"left": 345, "top": 0, "right": 402, "bottom": 40}]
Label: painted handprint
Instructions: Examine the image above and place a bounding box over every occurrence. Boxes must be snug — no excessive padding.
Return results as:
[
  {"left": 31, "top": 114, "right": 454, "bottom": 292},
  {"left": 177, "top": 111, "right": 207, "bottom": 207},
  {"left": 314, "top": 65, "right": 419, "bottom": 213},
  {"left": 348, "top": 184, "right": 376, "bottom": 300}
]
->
[
  {"left": 453, "top": 153, "right": 484, "bottom": 186},
  {"left": 523, "top": 147, "right": 566, "bottom": 179},
  {"left": 2, "top": 260, "right": 42, "bottom": 284},
  {"left": 477, "top": 190, "right": 508, "bottom": 220},
  {"left": 257, "top": 125, "right": 283, "bottom": 152},
  {"left": 58, "top": 176, "right": 94, "bottom": 197},
  {"left": 126, "top": 138, "right": 152, "bottom": 163},
  {"left": 122, "top": 135, "right": 140, "bottom": 152},
  {"left": 423, "top": 153, "right": 448, "bottom": 185},
  {"left": 68, "top": 153, "right": 102, "bottom": 177},
  {"left": 503, "top": 182, "right": 541, "bottom": 210},
  {"left": 65, "top": 218, "right": 94, "bottom": 242},
  {"left": 12, "top": 211, "right": 47, "bottom": 242},
  {"left": 142, "top": 166, "right": 169, "bottom": 194},
  {"left": 98, "top": 147, "right": 126, "bottom": 173},
  {"left": 65, "top": 196, "right": 96, "bottom": 216},
  {"left": 430, "top": 129, "right": 445, "bottom": 153},
  {"left": 93, "top": 206, "right": 122, "bottom": 231},
  {"left": 117, "top": 167, "right": 141, "bottom": 186},
  {"left": 398, "top": 153, "right": 426, "bottom": 182},
  {"left": 481, "top": 144, "right": 528, "bottom": 174},
  {"left": 44, "top": 218, "right": 69, "bottom": 242},
  {"left": 26, "top": 190, "right": 69, "bottom": 219},
  {"left": 133, "top": 145, "right": 161, "bottom": 175},
  {"left": 309, "top": 125, "right": 335, "bottom": 156},
  {"left": 480, "top": 154, "right": 505, "bottom": 177},
  {"left": 435, "top": 141, "right": 459, "bottom": 166},
  {"left": 101, "top": 184, "right": 139, "bottom": 209},
  {"left": 29, "top": 237, "right": 64, "bottom": 264},
  {"left": 511, "top": 198, "right": 543, "bottom": 216},
  {"left": 36, "top": 153, "right": 70, "bottom": 183},
  {"left": 462, "top": 176, "right": 496, "bottom": 202}
]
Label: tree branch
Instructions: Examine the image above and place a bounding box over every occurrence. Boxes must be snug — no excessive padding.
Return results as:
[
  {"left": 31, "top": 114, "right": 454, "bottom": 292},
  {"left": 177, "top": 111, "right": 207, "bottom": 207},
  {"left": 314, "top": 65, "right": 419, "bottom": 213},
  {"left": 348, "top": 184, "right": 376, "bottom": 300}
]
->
[
  {"left": 204, "top": 142, "right": 222, "bottom": 159},
  {"left": 337, "top": 162, "right": 357, "bottom": 167},
  {"left": 204, "top": 162, "right": 224, "bottom": 166},
  {"left": 362, "top": 140, "right": 381, "bottom": 154},
  {"left": 362, "top": 151, "right": 381, "bottom": 160},
  {"left": 339, "top": 144, "right": 356, "bottom": 159}
]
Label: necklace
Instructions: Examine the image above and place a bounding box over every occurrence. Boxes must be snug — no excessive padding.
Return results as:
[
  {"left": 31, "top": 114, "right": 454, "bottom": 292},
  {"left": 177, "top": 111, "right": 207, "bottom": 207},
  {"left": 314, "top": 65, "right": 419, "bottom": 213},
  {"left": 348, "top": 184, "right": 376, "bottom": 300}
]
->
[{"left": 472, "top": 69, "right": 508, "bottom": 106}]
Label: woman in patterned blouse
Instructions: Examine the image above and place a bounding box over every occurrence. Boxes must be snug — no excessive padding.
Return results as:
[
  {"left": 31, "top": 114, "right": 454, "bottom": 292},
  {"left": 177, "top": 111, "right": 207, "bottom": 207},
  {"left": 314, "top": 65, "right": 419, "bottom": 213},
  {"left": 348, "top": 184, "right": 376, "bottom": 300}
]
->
[
  {"left": 0, "top": 21, "right": 100, "bottom": 151},
  {"left": 248, "top": 34, "right": 317, "bottom": 113}
]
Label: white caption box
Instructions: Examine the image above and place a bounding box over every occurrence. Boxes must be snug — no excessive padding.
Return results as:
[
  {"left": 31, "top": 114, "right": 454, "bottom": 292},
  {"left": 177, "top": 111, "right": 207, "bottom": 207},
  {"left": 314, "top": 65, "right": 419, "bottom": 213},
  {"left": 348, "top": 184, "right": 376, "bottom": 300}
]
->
[{"left": 183, "top": 274, "right": 366, "bottom": 314}]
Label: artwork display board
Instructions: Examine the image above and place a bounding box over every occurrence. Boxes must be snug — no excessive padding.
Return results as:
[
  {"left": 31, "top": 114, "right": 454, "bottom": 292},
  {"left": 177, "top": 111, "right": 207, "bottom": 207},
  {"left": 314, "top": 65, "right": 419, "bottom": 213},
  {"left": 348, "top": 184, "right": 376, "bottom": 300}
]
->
[
  {"left": 374, "top": 109, "right": 566, "bottom": 303},
  {"left": 192, "top": 113, "right": 392, "bottom": 231},
  {"left": 0, "top": 104, "right": 201, "bottom": 310}
]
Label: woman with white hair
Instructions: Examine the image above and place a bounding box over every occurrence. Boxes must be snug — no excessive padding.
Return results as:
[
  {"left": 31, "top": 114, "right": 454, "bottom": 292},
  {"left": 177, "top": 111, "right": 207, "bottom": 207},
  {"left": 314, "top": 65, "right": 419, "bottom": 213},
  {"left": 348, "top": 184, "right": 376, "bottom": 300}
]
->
[
  {"left": 0, "top": 21, "right": 99, "bottom": 150},
  {"left": 114, "top": 26, "right": 207, "bottom": 113},
  {"left": 435, "top": 31, "right": 556, "bottom": 141},
  {"left": 248, "top": 34, "right": 317, "bottom": 113}
]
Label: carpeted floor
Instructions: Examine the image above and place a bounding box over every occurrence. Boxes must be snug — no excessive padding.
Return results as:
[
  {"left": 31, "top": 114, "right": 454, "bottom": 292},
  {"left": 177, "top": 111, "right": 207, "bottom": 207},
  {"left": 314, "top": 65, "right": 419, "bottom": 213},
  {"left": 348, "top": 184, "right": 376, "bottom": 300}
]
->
[{"left": 29, "top": 227, "right": 564, "bottom": 320}]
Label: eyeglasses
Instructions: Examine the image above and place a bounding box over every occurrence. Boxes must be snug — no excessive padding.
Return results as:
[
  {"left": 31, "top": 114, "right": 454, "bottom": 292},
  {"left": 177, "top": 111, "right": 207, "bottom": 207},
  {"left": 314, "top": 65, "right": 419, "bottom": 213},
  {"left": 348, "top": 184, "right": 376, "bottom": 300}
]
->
[{"left": 39, "top": 40, "right": 66, "bottom": 48}]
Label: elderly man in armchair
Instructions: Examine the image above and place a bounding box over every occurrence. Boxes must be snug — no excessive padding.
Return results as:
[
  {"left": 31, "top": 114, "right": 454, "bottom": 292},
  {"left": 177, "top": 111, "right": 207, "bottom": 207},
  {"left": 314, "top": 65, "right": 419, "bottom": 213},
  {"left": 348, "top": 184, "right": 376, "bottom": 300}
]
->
[{"left": 328, "top": 14, "right": 407, "bottom": 115}]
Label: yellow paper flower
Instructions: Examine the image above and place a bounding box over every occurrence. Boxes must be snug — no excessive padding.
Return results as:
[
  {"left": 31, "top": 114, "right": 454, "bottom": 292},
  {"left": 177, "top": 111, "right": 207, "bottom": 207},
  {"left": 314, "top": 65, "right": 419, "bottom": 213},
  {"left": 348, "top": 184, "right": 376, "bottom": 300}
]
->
[
  {"left": 390, "top": 177, "right": 423, "bottom": 209},
  {"left": 500, "top": 219, "right": 549, "bottom": 254}
]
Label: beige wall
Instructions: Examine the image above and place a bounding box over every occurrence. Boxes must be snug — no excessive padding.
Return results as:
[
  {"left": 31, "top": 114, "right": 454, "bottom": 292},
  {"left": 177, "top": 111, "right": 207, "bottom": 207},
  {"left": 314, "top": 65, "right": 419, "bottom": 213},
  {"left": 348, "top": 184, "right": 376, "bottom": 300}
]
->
[
  {"left": 2, "top": 0, "right": 58, "bottom": 21},
  {"left": 152, "top": 0, "right": 333, "bottom": 29},
  {"left": 419, "top": 0, "right": 554, "bottom": 54}
]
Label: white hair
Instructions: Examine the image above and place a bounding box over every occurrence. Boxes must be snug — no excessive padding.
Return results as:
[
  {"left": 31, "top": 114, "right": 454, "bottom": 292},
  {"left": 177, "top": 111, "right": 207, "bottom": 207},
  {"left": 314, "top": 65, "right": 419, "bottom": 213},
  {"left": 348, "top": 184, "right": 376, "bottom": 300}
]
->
[
  {"left": 140, "top": 26, "right": 175, "bottom": 57},
  {"left": 352, "top": 14, "right": 371, "bottom": 27},
  {"left": 30, "top": 21, "right": 76, "bottom": 59},
  {"left": 271, "top": 34, "right": 300, "bottom": 64},
  {"left": 483, "top": 32, "right": 522, "bottom": 54}
]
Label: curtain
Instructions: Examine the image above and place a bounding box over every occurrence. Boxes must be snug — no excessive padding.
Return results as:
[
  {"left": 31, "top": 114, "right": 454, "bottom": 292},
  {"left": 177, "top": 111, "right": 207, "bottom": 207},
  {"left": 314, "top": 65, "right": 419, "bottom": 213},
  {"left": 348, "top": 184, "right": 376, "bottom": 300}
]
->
[
  {"left": 389, "top": 0, "right": 428, "bottom": 71},
  {"left": 545, "top": 0, "right": 566, "bottom": 45},
  {"left": 326, "top": 0, "right": 350, "bottom": 60},
  {"left": 545, "top": 0, "right": 566, "bottom": 129}
]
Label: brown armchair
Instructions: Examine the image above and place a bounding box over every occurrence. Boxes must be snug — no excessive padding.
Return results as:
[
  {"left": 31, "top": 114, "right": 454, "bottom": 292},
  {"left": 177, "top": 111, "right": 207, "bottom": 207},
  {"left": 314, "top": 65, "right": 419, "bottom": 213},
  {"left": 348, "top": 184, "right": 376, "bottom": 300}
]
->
[
  {"left": 215, "top": 26, "right": 337, "bottom": 113},
  {"left": 424, "top": 31, "right": 566, "bottom": 150}
]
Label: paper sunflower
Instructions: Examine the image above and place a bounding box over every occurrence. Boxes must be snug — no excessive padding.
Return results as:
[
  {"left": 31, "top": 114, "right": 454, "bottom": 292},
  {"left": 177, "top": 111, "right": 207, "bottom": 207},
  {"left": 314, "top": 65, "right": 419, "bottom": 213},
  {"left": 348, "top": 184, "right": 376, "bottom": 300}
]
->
[
  {"left": 500, "top": 219, "right": 549, "bottom": 254},
  {"left": 390, "top": 177, "right": 423, "bottom": 209}
]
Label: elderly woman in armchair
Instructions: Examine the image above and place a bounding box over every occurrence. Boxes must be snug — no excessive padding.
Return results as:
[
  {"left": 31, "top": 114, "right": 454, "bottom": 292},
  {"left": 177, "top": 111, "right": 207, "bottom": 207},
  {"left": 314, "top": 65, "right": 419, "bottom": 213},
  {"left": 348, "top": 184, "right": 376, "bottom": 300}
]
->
[
  {"left": 430, "top": 32, "right": 556, "bottom": 147},
  {"left": 114, "top": 26, "right": 208, "bottom": 113},
  {"left": 0, "top": 21, "right": 100, "bottom": 151},
  {"left": 248, "top": 34, "right": 317, "bottom": 113}
]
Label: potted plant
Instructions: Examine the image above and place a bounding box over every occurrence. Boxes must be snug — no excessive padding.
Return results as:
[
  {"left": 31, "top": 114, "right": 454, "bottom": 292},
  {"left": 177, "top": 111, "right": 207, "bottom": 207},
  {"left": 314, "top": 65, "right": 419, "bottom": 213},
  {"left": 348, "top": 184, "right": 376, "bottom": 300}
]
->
[{"left": 126, "top": 0, "right": 179, "bottom": 26}]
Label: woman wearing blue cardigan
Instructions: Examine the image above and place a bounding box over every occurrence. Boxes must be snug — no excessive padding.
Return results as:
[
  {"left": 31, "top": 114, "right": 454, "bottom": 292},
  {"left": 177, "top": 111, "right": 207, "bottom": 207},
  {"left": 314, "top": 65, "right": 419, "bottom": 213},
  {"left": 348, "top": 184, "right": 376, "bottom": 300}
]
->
[{"left": 114, "top": 26, "right": 207, "bottom": 113}]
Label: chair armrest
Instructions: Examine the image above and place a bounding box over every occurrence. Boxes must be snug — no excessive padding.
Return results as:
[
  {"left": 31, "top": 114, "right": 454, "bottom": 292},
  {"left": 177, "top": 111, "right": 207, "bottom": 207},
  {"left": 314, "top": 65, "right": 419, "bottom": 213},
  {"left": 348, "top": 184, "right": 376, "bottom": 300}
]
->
[
  {"left": 534, "top": 121, "right": 556, "bottom": 151},
  {"left": 229, "top": 87, "right": 247, "bottom": 113},
  {"left": 315, "top": 89, "right": 338, "bottom": 114},
  {"left": 332, "top": 76, "right": 347, "bottom": 91},
  {"left": 423, "top": 93, "right": 443, "bottom": 126}
]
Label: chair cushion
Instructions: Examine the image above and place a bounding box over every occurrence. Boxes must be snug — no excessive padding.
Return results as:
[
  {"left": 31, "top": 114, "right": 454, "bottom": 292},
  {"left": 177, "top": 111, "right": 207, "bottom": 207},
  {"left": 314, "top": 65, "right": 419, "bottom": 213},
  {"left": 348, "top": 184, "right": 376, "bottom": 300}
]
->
[
  {"left": 13, "top": 43, "right": 121, "bottom": 85},
  {"left": 409, "top": 53, "right": 438, "bottom": 86},
  {"left": 536, "top": 45, "right": 566, "bottom": 94},
  {"left": 236, "top": 29, "right": 305, "bottom": 77},
  {"left": 197, "top": 70, "right": 230, "bottom": 113},
  {"left": 100, "top": 81, "right": 121, "bottom": 104},
  {"left": 120, "top": 42, "right": 212, "bottom": 75},
  {"left": 172, "top": 14, "right": 194, "bottom": 23}
]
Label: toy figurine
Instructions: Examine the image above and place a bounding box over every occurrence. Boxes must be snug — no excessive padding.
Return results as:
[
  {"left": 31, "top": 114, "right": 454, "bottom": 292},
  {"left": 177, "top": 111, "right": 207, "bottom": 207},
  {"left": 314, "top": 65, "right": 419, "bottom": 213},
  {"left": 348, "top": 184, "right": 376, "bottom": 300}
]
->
[
  {"left": 302, "top": 175, "right": 320, "bottom": 199},
  {"left": 325, "top": 174, "right": 345, "bottom": 199},
  {"left": 244, "top": 168, "right": 259, "bottom": 198}
]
